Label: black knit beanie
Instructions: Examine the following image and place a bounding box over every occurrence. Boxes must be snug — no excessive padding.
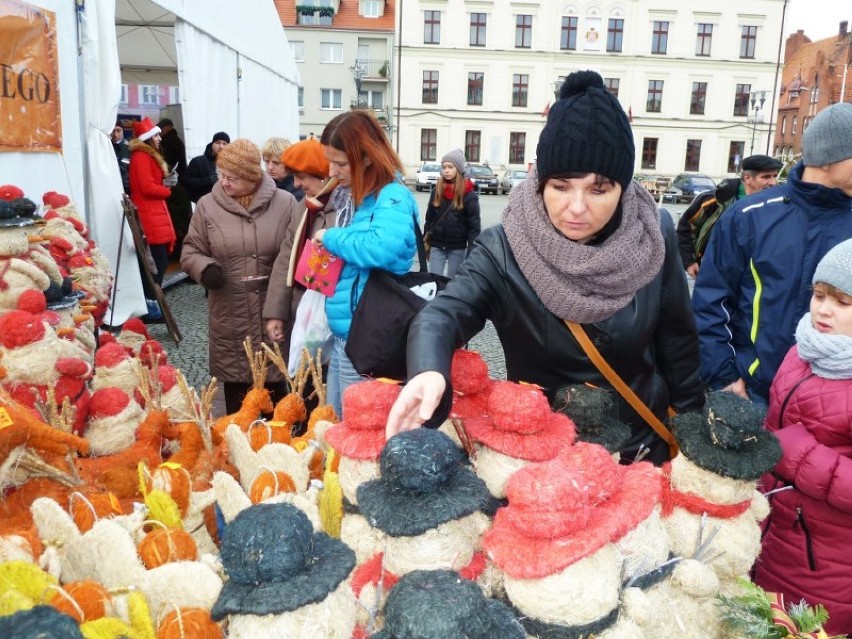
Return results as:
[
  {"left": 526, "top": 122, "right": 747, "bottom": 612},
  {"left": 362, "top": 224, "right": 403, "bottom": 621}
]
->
[{"left": 536, "top": 70, "right": 635, "bottom": 190}]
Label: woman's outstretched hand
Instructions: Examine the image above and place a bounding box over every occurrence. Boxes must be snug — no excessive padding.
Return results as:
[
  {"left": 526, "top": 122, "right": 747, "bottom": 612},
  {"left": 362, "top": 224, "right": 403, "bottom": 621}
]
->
[{"left": 385, "top": 371, "right": 446, "bottom": 439}]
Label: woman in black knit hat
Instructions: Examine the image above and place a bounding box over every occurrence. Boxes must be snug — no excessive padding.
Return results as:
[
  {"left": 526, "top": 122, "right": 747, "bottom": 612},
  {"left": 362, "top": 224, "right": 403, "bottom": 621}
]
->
[{"left": 387, "top": 70, "right": 704, "bottom": 465}]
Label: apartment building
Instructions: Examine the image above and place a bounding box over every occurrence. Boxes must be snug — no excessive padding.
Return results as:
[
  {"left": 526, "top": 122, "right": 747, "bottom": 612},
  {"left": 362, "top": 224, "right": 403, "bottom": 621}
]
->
[
  {"left": 395, "top": 1, "right": 785, "bottom": 180},
  {"left": 774, "top": 21, "right": 852, "bottom": 162},
  {"left": 275, "top": 0, "right": 395, "bottom": 141}
]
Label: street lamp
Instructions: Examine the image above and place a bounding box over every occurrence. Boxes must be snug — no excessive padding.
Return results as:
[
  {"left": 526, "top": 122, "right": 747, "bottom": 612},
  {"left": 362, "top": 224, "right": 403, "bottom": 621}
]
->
[
  {"left": 350, "top": 61, "right": 367, "bottom": 108},
  {"left": 749, "top": 90, "right": 768, "bottom": 155}
]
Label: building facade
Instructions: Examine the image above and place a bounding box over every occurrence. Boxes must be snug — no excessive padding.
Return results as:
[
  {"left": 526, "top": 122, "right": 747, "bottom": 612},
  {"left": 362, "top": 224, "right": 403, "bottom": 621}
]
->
[
  {"left": 394, "top": 1, "right": 785, "bottom": 181},
  {"left": 773, "top": 21, "right": 852, "bottom": 163},
  {"left": 275, "top": 0, "right": 395, "bottom": 141}
]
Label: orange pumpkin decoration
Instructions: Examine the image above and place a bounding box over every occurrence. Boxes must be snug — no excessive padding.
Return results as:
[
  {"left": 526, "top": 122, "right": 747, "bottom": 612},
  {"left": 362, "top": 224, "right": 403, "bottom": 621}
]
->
[
  {"left": 69, "top": 491, "right": 123, "bottom": 533},
  {"left": 157, "top": 607, "right": 223, "bottom": 639},
  {"left": 48, "top": 580, "right": 111, "bottom": 623},
  {"left": 248, "top": 419, "right": 291, "bottom": 452},
  {"left": 147, "top": 462, "right": 192, "bottom": 517},
  {"left": 138, "top": 526, "right": 198, "bottom": 569},
  {"left": 248, "top": 469, "right": 297, "bottom": 504}
]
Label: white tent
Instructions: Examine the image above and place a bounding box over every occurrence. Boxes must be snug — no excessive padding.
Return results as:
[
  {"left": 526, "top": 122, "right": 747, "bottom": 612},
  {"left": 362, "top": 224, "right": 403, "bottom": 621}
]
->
[{"left": 2, "top": 0, "right": 299, "bottom": 324}]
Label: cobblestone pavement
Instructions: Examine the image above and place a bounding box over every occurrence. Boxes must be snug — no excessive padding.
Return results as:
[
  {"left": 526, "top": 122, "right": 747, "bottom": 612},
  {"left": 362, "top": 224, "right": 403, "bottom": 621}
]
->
[{"left": 147, "top": 190, "right": 687, "bottom": 395}]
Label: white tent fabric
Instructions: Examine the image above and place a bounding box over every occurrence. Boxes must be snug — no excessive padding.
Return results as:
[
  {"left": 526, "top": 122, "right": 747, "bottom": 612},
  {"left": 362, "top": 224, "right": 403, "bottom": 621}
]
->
[
  {"left": 80, "top": 0, "right": 147, "bottom": 324},
  {"left": 2, "top": 0, "right": 300, "bottom": 325}
]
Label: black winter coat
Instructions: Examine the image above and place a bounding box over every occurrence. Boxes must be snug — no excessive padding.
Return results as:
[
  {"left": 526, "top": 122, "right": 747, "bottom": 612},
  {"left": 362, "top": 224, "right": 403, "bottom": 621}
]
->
[
  {"left": 183, "top": 143, "right": 218, "bottom": 203},
  {"left": 423, "top": 182, "right": 481, "bottom": 252},
  {"left": 407, "top": 213, "right": 704, "bottom": 464}
]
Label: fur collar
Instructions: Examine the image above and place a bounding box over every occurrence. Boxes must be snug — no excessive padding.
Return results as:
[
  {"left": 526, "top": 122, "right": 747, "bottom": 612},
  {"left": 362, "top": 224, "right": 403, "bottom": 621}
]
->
[{"left": 128, "top": 138, "right": 168, "bottom": 174}]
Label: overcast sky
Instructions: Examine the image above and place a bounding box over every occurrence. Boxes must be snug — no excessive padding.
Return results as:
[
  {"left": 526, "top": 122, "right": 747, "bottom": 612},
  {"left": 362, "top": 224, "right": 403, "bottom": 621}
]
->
[{"left": 784, "top": 0, "right": 849, "bottom": 41}]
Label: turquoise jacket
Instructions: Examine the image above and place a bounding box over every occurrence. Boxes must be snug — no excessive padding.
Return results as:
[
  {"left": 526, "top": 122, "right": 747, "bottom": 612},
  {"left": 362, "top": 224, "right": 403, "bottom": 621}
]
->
[{"left": 323, "top": 181, "right": 417, "bottom": 338}]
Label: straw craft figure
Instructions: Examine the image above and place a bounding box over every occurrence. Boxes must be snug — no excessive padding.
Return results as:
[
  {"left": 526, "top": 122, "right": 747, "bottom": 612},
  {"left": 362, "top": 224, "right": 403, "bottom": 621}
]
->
[
  {"left": 663, "top": 392, "right": 782, "bottom": 595},
  {"left": 211, "top": 338, "right": 273, "bottom": 444}
]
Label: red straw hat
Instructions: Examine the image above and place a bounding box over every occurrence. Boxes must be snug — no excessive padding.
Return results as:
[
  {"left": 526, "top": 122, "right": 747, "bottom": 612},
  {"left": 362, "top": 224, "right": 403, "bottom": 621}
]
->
[
  {"left": 451, "top": 349, "right": 490, "bottom": 396},
  {"left": 483, "top": 442, "right": 661, "bottom": 579},
  {"left": 87, "top": 386, "right": 131, "bottom": 418},
  {"left": 324, "top": 380, "right": 401, "bottom": 459},
  {"left": 93, "top": 342, "right": 131, "bottom": 368},
  {"left": 464, "top": 381, "right": 575, "bottom": 461}
]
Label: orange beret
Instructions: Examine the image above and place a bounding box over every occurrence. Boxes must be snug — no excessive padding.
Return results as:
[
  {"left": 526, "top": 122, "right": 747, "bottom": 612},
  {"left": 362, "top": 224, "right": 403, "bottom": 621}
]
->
[{"left": 281, "top": 139, "right": 329, "bottom": 178}]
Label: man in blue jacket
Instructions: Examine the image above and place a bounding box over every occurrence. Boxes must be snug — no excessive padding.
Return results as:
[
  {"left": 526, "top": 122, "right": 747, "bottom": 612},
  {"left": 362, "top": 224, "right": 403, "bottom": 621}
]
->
[{"left": 693, "top": 102, "right": 852, "bottom": 403}]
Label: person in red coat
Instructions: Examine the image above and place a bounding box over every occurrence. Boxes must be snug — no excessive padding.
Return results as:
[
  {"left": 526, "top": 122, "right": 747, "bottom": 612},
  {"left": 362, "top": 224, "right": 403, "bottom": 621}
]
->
[
  {"left": 754, "top": 237, "right": 852, "bottom": 636},
  {"left": 128, "top": 117, "right": 177, "bottom": 321}
]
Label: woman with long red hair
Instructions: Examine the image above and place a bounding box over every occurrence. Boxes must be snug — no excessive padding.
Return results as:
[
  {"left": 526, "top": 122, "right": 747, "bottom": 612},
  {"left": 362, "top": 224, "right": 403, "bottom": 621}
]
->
[{"left": 311, "top": 110, "right": 418, "bottom": 418}]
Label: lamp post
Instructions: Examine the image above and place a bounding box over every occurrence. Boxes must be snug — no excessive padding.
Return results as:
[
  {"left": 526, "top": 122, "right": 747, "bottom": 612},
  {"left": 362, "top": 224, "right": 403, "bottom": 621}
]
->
[
  {"left": 749, "top": 90, "right": 768, "bottom": 155},
  {"left": 350, "top": 61, "right": 367, "bottom": 108}
]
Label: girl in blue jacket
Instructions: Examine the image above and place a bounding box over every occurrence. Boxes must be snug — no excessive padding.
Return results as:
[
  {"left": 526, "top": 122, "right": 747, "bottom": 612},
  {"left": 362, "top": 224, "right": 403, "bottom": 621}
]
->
[{"left": 311, "top": 111, "right": 418, "bottom": 417}]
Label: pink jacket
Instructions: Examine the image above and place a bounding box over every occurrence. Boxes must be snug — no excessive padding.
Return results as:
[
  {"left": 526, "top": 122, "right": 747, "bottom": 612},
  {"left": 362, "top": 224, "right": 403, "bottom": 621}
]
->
[{"left": 752, "top": 346, "right": 852, "bottom": 636}]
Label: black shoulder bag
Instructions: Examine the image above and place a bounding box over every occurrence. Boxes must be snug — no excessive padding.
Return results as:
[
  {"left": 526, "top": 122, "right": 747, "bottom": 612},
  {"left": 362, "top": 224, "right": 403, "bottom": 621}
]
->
[{"left": 344, "top": 218, "right": 449, "bottom": 380}]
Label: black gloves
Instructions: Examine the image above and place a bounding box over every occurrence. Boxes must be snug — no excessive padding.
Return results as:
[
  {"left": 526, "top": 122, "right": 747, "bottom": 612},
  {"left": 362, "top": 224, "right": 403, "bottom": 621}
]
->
[{"left": 200, "top": 263, "right": 225, "bottom": 290}]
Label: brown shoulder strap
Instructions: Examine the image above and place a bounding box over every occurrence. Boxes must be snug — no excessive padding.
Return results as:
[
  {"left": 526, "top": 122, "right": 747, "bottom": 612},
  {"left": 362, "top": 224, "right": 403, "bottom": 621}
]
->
[{"left": 566, "top": 321, "right": 679, "bottom": 459}]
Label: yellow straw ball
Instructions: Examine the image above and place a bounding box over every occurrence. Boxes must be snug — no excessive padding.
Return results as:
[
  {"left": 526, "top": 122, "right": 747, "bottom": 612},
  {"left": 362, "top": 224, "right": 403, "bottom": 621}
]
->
[
  {"left": 0, "top": 588, "right": 35, "bottom": 616},
  {"left": 80, "top": 616, "right": 136, "bottom": 639},
  {"left": 0, "top": 560, "right": 57, "bottom": 602}
]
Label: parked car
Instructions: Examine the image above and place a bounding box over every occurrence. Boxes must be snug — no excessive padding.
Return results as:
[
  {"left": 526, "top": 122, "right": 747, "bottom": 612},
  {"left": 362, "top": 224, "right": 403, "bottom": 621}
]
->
[
  {"left": 467, "top": 164, "right": 499, "bottom": 195},
  {"left": 633, "top": 174, "right": 672, "bottom": 198},
  {"left": 500, "top": 169, "right": 528, "bottom": 194},
  {"left": 415, "top": 162, "right": 441, "bottom": 192},
  {"left": 663, "top": 173, "right": 716, "bottom": 204}
]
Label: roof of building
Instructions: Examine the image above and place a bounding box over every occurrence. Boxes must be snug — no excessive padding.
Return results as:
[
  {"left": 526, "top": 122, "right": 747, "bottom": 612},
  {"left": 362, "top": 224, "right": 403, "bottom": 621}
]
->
[
  {"left": 780, "top": 29, "right": 852, "bottom": 107},
  {"left": 275, "top": 0, "right": 395, "bottom": 31}
]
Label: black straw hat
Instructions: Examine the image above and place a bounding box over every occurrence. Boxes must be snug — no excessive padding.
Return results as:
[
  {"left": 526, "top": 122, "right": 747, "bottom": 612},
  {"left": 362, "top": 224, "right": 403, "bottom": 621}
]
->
[
  {"left": 0, "top": 605, "right": 84, "bottom": 639},
  {"left": 553, "top": 384, "right": 632, "bottom": 454},
  {"left": 371, "top": 570, "right": 524, "bottom": 639},
  {"left": 356, "top": 428, "right": 492, "bottom": 537},
  {"left": 672, "top": 392, "right": 782, "bottom": 480},
  {"left": 211, "top": 502, "right": 356, "bottom": 620}
]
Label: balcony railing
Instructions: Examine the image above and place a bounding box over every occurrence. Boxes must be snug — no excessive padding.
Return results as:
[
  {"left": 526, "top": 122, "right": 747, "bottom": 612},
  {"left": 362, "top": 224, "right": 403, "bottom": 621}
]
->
[{"left": 354, "top": 59, "right": 391, "bottom": 80}]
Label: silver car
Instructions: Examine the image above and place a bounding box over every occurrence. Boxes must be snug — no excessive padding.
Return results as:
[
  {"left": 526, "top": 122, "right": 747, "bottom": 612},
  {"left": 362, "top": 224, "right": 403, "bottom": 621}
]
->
[
  {"left": 415, "top": 162, "right": 441, "bottom": 192},
  {"left": 500, "top": 169, "right": 528, "bottom": 194}
]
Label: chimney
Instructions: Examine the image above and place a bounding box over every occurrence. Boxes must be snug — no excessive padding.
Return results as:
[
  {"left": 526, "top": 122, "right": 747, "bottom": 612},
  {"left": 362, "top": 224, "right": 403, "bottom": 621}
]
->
[{"left": 840, "top": 21, "right": 848, "bottom": 38}]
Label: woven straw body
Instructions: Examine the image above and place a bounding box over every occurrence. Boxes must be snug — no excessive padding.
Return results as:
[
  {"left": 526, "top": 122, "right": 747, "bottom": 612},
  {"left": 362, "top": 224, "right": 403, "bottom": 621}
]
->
[
  {"left": 225, "top": 579, "right": 356, "bottom": 638},
  {"left": 340, "top": 513, "right": 385, "bottom": 564},
  {"left": 616, "top": 507, "right": 669, "bottom": 582},
  {"left": 382, "top": 512, "right": 490, "bottom": 576},
  {"left": 225, "top": 424, "right": 310, "bottom": 493},
  {"left": 338, "top": 457, "right": 380, "bottom": 505},
  {"left": 665, "top": 455, "right": 766, "bottom": 583},
  {"left": 472, "top": 446, "right": 529, "bottom": 498},
  {"left": 84, "top": 400, "right": 145, "bottom": 456},
  {"left": 505, "top": 544, "right": 621, "bottom": 626}
]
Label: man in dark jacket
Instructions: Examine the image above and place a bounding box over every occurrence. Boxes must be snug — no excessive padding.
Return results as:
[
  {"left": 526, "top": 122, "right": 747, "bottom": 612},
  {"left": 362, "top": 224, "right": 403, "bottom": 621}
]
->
[
  {"left": 157, "top": 118, "right": 193, "bottom": 257},
  {"left": 183, "top": 131, "right": 230, "bottom": 203},
  {"left": 693, "top": 102, "right": 852, "bottom": 404},
  {"left": 676, "top": 154, "right": 782, "bottom": 277}
]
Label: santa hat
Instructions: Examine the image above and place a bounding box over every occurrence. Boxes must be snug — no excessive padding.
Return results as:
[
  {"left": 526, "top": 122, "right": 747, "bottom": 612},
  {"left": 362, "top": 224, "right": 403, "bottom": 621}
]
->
[
  {"left": 324, "top": 380, "right": 400, "bottom": 460},
  {"left": 157, "top": 364, "right": 178, "bottom": 394},
  {"left": 85, "top": 387, "right": 144, "bottom": 456},
  {"left": 132, "top": 117, "right": 161, "bottom": 142},
  {"left": 43, "top": 191, "right": 71, "bottom": 208},
  {"left": 0, "top": 185, "right": 24, "bottom": 201},
  {"left": 138, "top": 339, "right": 167, "bottom": 368},
  {"left": 17, "top": 290, "right": 61, "bottom": 326},
  {"left": 120, "top": 318, "right": 150, "bottom": 340},
  {"left": 94, "top": 342, "right": 132, "bottom": 369},
  {"left": 0, "top": 310, "right": 46, "bottom": 348}
]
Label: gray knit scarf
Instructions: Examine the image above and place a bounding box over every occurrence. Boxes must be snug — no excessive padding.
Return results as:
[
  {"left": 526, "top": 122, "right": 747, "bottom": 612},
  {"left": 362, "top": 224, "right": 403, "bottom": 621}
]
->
[
  {"left": 795, "top": 313, "right": 852, "bottom": 379},
  {"left": 502, "top": 166, "right": 665, "bottom": 323}
]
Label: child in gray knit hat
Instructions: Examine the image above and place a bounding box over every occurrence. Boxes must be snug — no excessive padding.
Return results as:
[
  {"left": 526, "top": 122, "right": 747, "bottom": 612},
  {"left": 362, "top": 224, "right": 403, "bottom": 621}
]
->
[{"left": 752, "top": 237, "right": 852, "bottom": 635}]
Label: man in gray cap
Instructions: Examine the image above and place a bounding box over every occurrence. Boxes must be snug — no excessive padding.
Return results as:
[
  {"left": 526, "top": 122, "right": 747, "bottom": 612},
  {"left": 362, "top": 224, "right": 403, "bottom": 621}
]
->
[
  {"left": 694, "top": 102, "right": 852, "bottom": 405},
  {"left": 677, "top": 153, "right": 783, "bottom": 276}
]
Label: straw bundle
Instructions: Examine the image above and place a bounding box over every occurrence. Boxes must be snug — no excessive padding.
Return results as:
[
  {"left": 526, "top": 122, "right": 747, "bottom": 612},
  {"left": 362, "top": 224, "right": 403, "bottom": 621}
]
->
[
  {"left": 340, "top": 514, "right": 386, "bottom": 565},
  {"left": 225, "top": 424, "right": 310, "bottom": 493},
  {"left": 615, "top": 507, "right": 670, "bottom": 582},
  {"left": 225, "top": 580, "right": 356, "bottom": 639}
]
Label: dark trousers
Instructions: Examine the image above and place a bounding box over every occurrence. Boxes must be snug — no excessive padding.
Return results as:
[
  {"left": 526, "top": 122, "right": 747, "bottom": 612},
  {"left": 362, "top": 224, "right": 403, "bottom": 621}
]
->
[{"left": 139, "top": 243, "right": 169, "bottom": 299}]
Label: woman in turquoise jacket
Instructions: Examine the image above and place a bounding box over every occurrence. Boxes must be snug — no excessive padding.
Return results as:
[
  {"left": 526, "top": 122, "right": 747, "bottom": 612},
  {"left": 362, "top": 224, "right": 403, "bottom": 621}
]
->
[{"left": 312, "top": 111, "right": 418, "bottom": 417}]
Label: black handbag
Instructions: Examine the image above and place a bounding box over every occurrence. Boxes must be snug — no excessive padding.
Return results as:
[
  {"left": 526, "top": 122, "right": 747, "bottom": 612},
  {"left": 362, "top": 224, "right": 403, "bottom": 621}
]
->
[{"left": 345, "top": 220, "right": 449, "bottom": 379}]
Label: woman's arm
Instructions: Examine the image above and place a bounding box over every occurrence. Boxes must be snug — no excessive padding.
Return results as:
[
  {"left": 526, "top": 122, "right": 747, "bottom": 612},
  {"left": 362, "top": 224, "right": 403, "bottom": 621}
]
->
[
  {"left": 423, "top": 190, "right": 438, "bottom": 233},
  {"left": 465, "top": 191, "right": 482, "bottom": 252},
  {"left": 130, "top": 154, "right": 171, "bottom": 200},
  {"left": 179, "top": 201, "right": 216, "bottom": 281}
]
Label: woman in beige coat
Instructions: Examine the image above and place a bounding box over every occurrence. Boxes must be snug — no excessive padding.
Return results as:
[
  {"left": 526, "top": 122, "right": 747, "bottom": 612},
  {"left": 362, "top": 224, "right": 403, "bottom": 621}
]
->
[
  {"left": 263, "top": 138, "right": 337, "bottom": 357},
  {"left": 181, "top": 139, "right": 301, "bottom": 413}
]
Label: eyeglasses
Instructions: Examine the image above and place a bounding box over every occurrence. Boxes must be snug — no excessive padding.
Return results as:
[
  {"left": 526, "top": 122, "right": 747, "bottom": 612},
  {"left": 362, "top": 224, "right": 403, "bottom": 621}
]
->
[{"left": 217, "top": 171, "right": 244, "bottom": 185}]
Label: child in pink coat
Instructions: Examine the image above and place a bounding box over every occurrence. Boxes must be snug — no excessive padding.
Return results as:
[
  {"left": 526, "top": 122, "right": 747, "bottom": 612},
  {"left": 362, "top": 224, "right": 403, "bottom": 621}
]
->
[{"left": 754, "top": 238, "right": 852, "bottom": 635}]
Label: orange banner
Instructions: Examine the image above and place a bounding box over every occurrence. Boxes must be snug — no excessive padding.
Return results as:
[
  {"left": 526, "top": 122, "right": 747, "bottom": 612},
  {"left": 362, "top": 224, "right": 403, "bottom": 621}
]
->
[{"left": 0, "top": 0, "right": 62, "bottom": 153}]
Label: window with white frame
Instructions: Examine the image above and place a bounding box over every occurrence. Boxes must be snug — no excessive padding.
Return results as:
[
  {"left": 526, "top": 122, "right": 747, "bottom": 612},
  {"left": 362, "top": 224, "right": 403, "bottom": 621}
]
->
[
  {"left": 139, "top": 85, "right": 160, "bottom": 106},
  {"left": 298, "top": 87, "right": 304, "bottom": 109},
  {"left": 168, "top": 86, "right": 179, "bottom": 104},
  {"left": 320, "top": 42, "right": 343, "bottom": 64},
  {"left": 119, "top": 84, "right": 128, "bottom": 105},
  {"left": 291, "top": 41, "right": 305, "bottom": 61},
  {"left": 361, "top": 0, "right": 380, "bottom": 17},
  {"left": 321, "top": 89, "right": 342, "bottom": 109}
]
